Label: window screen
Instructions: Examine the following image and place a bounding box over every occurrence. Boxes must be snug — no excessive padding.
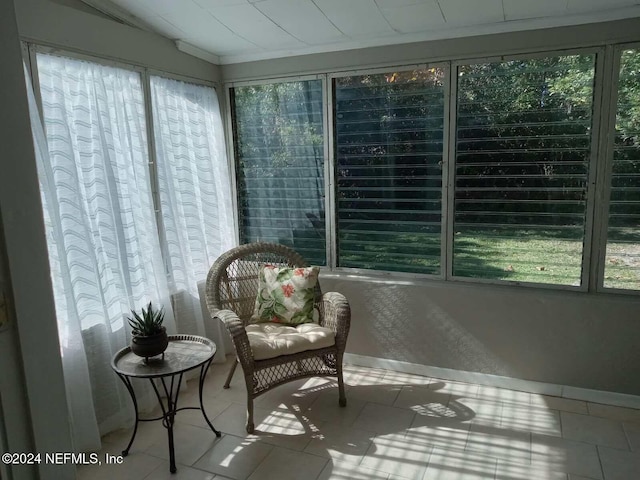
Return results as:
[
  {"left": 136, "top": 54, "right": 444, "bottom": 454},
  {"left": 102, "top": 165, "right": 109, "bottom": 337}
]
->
[
  {"left": 454, "top": 54, "right": 596, "bottom": 286},
  {"left": 604, "top": 49, "right": 640, "bottom": 290},
  {"left": 334, "top": 69, "right": 445, "bottom": 274},
  {"left": 232, "top": 80, "right": 326, "bottom": 265}
]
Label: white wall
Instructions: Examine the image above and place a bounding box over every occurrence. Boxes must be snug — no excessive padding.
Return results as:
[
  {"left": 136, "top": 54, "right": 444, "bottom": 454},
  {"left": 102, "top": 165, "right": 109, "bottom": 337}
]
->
[
  {"left": 224, "top": 18, "right": 640, "bottom": 397},
  {"left": 1, "top": 0, "right": 75, "bottom": 478}
]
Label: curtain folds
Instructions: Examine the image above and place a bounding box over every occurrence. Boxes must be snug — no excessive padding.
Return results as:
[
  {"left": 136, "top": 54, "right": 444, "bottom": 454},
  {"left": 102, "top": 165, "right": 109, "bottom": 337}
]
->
[
  {"left": 150, "top": 76, "right": 235, "bottom": 357},
  {"left": 28, "top": 54, "right": 176, "bottom": 452},
  {"left": 27, "top": 53, "right": 235, "bottom": 452}
]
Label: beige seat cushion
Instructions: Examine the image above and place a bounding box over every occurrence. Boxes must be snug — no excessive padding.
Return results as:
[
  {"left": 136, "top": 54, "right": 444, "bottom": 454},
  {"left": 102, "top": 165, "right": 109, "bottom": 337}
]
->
[{"left": 245, "top": 322, "right": 335, "bottom": 361}]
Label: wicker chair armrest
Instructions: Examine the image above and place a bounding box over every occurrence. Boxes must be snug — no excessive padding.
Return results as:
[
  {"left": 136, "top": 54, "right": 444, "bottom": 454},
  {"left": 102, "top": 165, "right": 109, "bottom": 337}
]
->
[
  {"left": 318, "top": 292, "right": 351, "bottom": 352},
  {"left": 214, "top": 309, "right": 254, "bottom": 370}
]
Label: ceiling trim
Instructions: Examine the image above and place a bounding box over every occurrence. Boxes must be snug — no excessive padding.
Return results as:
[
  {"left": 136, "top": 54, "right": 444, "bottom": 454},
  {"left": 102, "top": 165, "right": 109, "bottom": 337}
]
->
[{"left": 175, "top": 40, "right": 221, "bottom": 65}]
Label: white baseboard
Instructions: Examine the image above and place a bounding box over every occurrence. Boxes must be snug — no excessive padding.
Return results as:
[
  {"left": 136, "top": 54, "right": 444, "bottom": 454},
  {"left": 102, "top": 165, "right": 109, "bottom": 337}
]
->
[{"left": 344, "top": 353, "right": 640, "bottom": 410}]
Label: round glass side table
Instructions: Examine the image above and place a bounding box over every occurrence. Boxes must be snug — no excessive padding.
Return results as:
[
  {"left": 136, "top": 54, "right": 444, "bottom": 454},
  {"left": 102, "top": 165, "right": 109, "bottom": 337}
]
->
[{"left": 111, "top": 334, "right": 222, "bottom": 473}]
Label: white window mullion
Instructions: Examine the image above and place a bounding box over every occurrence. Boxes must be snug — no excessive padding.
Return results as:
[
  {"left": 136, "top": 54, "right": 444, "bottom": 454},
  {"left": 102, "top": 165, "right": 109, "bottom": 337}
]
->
[
  {"left": 325, "top": 74, "right": 338, "bottom": 269},
  {"left": 444, "top": 63, "right": 458, "bottom": 281},
  {"left": 581, "top": 47, "right": 608, "bottom": 292},
  {"left": 590, "top": 45, "right": 620, "bottom": 292},
  {"left": 140, "top": 69, "right": 169, "bottom": 278}
]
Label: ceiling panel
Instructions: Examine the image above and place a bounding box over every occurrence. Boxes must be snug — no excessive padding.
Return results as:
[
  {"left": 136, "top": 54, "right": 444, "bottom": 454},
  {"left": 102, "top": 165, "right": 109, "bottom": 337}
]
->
[
  {"left": 161, "top": 2, "right": 259, "bottom": 53},
  {"left": 313, "top": 0, "right": 394, "bottom": 37},
  {"left": 142, "top": 16, "right": 185, "bottom": 40},
  {"left": 379, "top": 0, "right": 444, "bottom": 34},
  {"left": 107, "top": 0, "right": 640, "bottom": 64},
  {"left": 254, "top": 0, "right": 346, "bottom": 44},
  {"left": 503, "top": 0, "right": 568, "bottom": 21},
  {"left": 567, "top": 0, "right": 638, "bottom": 12},
  {"left": 439, "top": 0, "right": 504, "bottom": 25},
  {"left": 194, "top": 0, "right": 249, "bottom": 7},
  {"left": 206, "top": 4, "right": 303, "bottom": 48},
  {"left": 376, "top": 0, "right": 433, "bottom": 7}
]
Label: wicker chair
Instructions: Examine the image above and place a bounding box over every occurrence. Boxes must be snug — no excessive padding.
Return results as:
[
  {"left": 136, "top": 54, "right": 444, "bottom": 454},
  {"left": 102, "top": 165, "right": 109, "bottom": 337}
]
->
[{"left": 205, "top": 242, "right": 351, "bottom": 433}]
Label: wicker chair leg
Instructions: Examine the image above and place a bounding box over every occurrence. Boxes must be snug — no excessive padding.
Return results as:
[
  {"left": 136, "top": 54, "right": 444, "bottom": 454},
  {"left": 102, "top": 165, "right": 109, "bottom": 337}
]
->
[
  {"left": 224, "top": 357, "right": 238, "bottom": 389},
  {"left": 246, "top": 395, "right": 255, "bottom": 434},
  {"left": 337, "top": 357, "right": 347, "bottom": 407}
]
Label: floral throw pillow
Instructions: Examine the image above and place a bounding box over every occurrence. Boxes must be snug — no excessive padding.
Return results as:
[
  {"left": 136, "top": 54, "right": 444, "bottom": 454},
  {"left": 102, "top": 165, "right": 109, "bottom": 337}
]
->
[{"left": 251, "top": 265, "right": 319, "bottom": 325}]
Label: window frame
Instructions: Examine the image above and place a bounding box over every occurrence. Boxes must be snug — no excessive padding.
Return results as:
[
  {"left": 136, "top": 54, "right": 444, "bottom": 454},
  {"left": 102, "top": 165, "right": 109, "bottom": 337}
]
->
[
  {"left": 447, "top": 47, "right": 605, "bottom": 292},
  {"left": 594, "top": 42, "right": 640, "bottom": 295},
  {"left": 328, "top": 63, "right": 451, "bottom": 278},
  {"left": 227, "top": 74, "right": 330, "bottom": 265}
]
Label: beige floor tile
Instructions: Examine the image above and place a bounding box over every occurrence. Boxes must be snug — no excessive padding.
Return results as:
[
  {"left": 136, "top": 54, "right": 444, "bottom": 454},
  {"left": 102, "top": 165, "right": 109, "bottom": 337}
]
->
[
  {"left": 144, "top": 423, "right": 221, "bottom": 466},
  {"left": 101, "top": 421, "right": 167, "bottom": 456},
  {"left": 246, "top": 446, "right": 327, "bottom": 480},
  {"left": 623, "top": 422, "right": 640, "bottom": 452},
  {"left": 501, "top": 404, "right": 562, "bottom": 437},
  {"left": 346, "top": 383, "right": 403, "bottom": 406},
  {"left": 352, "top": 402, "right": 416, "bottom": 434},
  {"left": 495, "top": 460, "right": 567, "bottom": 480},
  {"left": 406, "top": 421, "right": 471, "bottom": 452},
  {"left": 457, "top": 396, "right": 503, "bottom": 428},
  {"left": 360, "top": 432, "right": 432, "bottom": 480},
  {"left": 598, "top": 446, "right": 640, "bottom": 480},
  {"left": 193, "top": 434, "right": 273, "bottom": 480},
  {"left": 343, "top": 366, "right": 388, "bottom": 386},
  {"left": 424, "top": 447, "right": 498, "bottom": 480},
  {"left": 393, "top": 384, "right": 451, "bottom": 415},
  {"left": 305, "top": 392, "right": 366, "bottom": 427},
  {"left": 465, "top": 424, "right": 531, "bottom": 465},
  {"left": 251, "top": 411, "right": 322, "bottom": 451},
  {"left": 304, "top": 423, "right": 375, "bottom": 464},
  {"left": 77, "top": 450, "right": 162, "bottom": 480},
  {"left": 213, "top": 403, "right": 312, "bottom": 439},
  {"left": 560, "top": 412, "right": 629, "bottom": 450},
  {"left": 175, "top": 396, "right": 233, "bottom": 430},
  {"left": 530, "top": 433, "right": 602, "bottom": 480},
  {"left": 587, "top": 403, "right": 640, "bottom": 423},
  {"left": 428, "top": 379, "right": 480, "bottom": 398},
  {"left": 477, "top": 386, "right": 531, "bottom": 407},
  {"left": 531, "top": 396, "right": 589, "bottom": 415},
  {"left": 254, "top": 378, "right": 329, "bottom": 411},
  {"left": 382, "top": 370, "right": 432, "bottom": 386},
  {"left": 94, "top": 363, "right": 640, "bottom": 480},
  {"left": 143, "top": 462, "right": 216, "bottom": 480},
  {"left": 318, "top": 461, "right": 390, "bottom": 480}
]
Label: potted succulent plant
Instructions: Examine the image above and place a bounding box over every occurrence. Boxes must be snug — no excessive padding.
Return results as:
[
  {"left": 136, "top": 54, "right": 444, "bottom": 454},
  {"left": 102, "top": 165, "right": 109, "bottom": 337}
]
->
[{"left": 127, "top": 302, "right": 168, "bottom": 363}]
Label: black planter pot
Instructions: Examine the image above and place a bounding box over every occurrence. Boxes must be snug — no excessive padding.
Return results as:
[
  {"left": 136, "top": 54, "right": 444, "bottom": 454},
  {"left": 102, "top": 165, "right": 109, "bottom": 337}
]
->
[{"left": 131, "top": 327, "right": 168, "bottom": 362}]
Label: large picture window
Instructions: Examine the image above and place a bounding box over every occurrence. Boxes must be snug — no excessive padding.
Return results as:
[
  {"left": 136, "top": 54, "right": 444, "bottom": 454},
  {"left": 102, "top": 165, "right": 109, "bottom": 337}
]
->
[
  {"left": 603, "top": 48, "right": 640, "bottom": 290},
  {"left": 453, "top": 54, "right": 596, "bottom": 286},
  {"left": 334, "top": 69, "right": 445, "bottom": 274},
  {"left": 231, "top": 80, "right": 326, "bottom": 265}
]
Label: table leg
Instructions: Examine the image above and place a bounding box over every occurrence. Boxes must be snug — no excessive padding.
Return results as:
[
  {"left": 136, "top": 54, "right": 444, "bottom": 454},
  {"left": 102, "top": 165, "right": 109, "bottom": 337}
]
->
[
  {"left": 199, "top": 360, "right": 221, "bottom": 437},
  {"left": 116, "top": 374, "right": 139, "bottom": 457},
  {"left": 150, "top": 373, "right": 184, "bottom": 474}
]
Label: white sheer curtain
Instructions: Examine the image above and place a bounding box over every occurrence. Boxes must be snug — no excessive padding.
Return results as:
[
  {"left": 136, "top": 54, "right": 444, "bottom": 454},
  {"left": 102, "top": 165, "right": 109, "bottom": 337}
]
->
[
  {"left": 150, "top": 76, "right": 235, "bottom": 359},
  {"left": 30, "top": 53, "right": 176, "bottom": 452}
]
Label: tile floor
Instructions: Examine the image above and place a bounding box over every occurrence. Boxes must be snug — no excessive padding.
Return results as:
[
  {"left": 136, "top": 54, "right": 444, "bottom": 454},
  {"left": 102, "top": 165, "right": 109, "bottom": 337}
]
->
[{"left": 78, "top": 357, "right": 640, "bottom": 480}]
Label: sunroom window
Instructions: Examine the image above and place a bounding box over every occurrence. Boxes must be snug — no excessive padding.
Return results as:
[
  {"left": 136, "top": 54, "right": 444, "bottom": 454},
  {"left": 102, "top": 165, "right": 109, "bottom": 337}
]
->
[{"left": 453, "top": 54, "right": 596, "bottom": 286}]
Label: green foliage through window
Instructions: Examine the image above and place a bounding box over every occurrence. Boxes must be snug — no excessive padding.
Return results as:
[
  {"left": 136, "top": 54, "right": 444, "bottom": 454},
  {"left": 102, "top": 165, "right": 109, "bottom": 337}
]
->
[
  {"left": 232, "top": 80, "right": 326, "bottom": 265},
  {"left": 335, "top": 69, "right": 445, "bottom": 274},
  {"left": 604, "top": 49, "right": 640, "bottom": 290},
  {"left": 454, "top": 54, "right": 596, "bottom": 285}
]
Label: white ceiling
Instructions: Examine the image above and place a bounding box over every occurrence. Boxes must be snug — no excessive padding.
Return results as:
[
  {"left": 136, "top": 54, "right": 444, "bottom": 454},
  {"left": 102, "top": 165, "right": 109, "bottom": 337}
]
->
[{"left": 96, "top": 0, "right": 640, "bottom": 64}]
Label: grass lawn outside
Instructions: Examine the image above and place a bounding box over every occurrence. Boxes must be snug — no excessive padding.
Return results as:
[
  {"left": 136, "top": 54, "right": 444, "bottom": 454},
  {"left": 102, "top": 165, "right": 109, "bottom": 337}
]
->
[{"left": 339, "top": 229, "right": 640, "bottom": 289}]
